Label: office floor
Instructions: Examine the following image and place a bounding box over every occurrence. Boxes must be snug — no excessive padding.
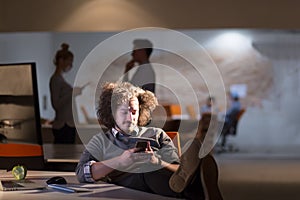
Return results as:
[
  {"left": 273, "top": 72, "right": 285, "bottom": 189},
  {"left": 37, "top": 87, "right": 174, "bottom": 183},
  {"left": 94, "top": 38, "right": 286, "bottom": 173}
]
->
[{"left": 215, "top": 144, "right": 300, "bottom": 200}]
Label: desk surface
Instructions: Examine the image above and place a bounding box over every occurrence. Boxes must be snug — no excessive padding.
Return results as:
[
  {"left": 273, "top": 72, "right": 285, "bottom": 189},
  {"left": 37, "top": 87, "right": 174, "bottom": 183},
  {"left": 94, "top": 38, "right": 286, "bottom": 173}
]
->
[
  {"left": 0, "top": 170, "right": 178, "bottom": 200},
  {"left": 43, "top": 144, "right": 85, "bottom": 163}
]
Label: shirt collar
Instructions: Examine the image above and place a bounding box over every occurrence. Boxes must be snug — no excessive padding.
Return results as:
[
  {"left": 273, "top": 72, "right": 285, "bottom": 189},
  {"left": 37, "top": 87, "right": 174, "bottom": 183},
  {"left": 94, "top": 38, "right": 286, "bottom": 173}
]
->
[
  {"left": 111, "top": 126, "right": 139, "bottom": 137},
  {"left": 111, "top": 128, "right": 119, "bottom": 137}
]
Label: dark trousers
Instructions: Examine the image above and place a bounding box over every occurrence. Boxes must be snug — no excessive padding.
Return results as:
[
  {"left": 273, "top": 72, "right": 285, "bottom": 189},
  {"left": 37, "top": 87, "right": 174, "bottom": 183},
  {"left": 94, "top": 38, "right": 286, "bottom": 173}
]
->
[
  {"left": 52, "top": 124, "right": 76, "bottom": 144},
  {"left": 111, "top": 167, "right": 204, "bottom": 200}
]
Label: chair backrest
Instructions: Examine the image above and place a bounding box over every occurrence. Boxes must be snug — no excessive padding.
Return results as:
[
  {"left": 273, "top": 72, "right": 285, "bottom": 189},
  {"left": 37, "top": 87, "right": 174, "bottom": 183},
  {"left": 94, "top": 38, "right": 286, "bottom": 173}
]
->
[
  {"left": 0, "top": 63, "right": 45, "bottom": 170},
  {"left": 227, "top": 108, "right": 246, "bottom": 136},
  {"left": 166, "top": 131, "right": 181, "bottom": 157},
  {"left": 186, "top": 105, "right": 197, "bottom": 120},
  {"left": 237, "top": 108, "right": 246, "bottom": 120},
  {"left": 163, "top": 104, "right": 181, "bottom": 119},
  {"left": 0, "top": 143, "right": 44, "bottom": 170},
  {"left": 227, "top": 109, "right": 240, "bottom": 124}
]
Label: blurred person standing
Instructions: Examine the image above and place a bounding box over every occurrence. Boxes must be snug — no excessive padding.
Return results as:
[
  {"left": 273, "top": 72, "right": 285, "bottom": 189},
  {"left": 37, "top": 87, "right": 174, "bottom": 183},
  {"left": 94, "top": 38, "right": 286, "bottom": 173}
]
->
[
  {"left": 123, "top": 39, "right": 155, "bottom": 94},
  {"left": 49, "top": 43, "right": 84, "bottom": 144},
  {"left": 200, "top": 96, "right": 219, "bottom": 115}
]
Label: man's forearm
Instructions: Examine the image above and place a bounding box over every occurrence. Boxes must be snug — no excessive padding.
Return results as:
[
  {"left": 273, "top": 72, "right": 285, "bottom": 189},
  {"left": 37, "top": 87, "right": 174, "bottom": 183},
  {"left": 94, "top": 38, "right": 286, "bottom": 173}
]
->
[{"left": 91, "top": 156, "right": 124, "bottom": 181}]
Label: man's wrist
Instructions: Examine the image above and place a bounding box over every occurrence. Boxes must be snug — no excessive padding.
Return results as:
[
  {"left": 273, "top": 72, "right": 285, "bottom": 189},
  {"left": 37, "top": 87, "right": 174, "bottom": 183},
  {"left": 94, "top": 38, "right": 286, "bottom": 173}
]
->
[
  {"left": 156, "top": 157, "right": 162, "bottom": 166},
  {"left": 83, "top": 161, "right": 96, "bottom": 183}
]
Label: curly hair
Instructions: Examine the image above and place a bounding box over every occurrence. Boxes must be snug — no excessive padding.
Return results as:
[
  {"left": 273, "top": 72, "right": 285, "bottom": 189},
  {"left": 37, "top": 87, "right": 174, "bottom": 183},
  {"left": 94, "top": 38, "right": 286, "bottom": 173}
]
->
[{"left": 97, "top": 82, "right": 158, "bottom": 129}]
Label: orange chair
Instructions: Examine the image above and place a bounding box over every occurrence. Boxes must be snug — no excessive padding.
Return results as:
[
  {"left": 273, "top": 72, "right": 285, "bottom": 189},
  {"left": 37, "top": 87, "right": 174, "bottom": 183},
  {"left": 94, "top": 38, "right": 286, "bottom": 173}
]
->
[
  {"left": 166, "top": 131, "right": 181, "bottom": 156},
  {"left": 0, "top": 143, "right": 45, "bottom": 170},
  {"left": 163, "top": 104, "right": 181, "bottom": 119}
]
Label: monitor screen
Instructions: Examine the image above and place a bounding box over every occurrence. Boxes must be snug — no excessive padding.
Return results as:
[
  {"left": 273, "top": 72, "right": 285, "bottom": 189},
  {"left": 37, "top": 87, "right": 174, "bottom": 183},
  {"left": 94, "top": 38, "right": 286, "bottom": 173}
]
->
[{"left": 0, "top": 63, "right": 42, "bottom": 145}]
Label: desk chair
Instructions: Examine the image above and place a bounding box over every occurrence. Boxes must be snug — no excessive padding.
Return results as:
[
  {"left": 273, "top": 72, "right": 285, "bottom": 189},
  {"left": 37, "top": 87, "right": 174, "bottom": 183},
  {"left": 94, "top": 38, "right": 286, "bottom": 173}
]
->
[
  {"left": 219, "top": 108, "right": 245, "bottom": 152},
  {"left": 0, "top": 63, "right": 45, "bottom": 170},
  {"left": 0, "top": 143, "right": 45, "bottom": 170},
  {"left": 167, "top": 130, "right": 223, "bottom": 199},
  {"left": 186, "top": 105, "right": 197, "bottom": 120},
  {"left": 166, "top": 131, "right": 181, "bottom": 156}
]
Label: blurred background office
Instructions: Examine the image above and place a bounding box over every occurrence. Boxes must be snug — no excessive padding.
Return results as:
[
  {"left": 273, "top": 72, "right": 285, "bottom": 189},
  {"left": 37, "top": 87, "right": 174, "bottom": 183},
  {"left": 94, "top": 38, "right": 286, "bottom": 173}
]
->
[{"left": 1, "top": 1, "right": 300, "bottom": 199}]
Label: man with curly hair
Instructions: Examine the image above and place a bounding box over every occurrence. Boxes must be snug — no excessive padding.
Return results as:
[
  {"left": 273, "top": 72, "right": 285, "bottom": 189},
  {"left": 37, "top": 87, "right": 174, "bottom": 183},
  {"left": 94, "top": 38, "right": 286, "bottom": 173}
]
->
[{"left": 76, "top": 82, "right": 222, "bottom": 200}]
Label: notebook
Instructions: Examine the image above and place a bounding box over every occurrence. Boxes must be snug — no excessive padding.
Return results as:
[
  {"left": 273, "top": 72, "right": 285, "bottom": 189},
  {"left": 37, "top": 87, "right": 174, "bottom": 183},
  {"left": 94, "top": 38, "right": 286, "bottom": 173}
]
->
[{"left": 0, "top": 179, "right": 46, "bottom": 191}]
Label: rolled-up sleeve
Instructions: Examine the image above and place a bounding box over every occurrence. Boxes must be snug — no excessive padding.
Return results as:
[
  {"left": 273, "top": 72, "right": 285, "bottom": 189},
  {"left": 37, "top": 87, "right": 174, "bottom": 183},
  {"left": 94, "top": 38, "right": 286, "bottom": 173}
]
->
[{"left": 76, "top": 149, "right": 98, "bottom": 183}]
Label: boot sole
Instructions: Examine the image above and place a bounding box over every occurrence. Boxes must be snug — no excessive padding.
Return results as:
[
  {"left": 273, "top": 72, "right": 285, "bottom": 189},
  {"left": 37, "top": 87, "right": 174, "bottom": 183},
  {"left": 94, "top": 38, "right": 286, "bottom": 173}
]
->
[{"left": 169, "top": 140, "right": 202, "bottom": 193}]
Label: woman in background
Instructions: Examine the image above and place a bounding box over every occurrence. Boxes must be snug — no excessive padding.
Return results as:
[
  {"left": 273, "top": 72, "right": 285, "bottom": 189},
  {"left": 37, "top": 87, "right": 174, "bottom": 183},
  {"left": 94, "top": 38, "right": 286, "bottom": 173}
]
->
[{"left": 49, "top": 43, "right": 82, "bottom": 144}]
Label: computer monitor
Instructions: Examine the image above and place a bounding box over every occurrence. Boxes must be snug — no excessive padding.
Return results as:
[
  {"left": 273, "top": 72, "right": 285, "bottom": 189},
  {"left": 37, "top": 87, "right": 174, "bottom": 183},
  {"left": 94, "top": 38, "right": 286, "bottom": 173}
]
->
[{"left": 0, "top": 63, "right": 44, "bottom": 170}]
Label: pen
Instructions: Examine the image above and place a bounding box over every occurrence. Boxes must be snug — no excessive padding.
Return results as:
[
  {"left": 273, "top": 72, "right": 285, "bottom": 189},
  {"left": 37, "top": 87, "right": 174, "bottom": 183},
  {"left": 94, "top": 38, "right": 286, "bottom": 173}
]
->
[{"left": 47, "top": 184, "right": 76, "bottom": 193}]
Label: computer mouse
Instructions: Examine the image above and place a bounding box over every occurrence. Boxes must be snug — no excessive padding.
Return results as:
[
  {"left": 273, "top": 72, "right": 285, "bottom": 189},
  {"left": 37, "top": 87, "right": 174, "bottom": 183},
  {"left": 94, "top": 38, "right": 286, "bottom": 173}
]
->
[
  {"left": 0, "top": 133, "right": 7, "bottom": 143},
  {"left": 46, "top": 176, "right": 67, "bottom": 185}
]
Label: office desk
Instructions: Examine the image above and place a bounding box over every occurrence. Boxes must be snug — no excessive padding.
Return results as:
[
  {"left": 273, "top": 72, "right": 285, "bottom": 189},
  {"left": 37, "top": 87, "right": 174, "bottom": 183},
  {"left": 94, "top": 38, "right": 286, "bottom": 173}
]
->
[
  {"left": 43, "top": 144, "right": 84, "bottom": 163},
  {"left": 0, "top": 170, "right": 178, "bottom": 200},
  {"left": 43, "top": 144, "right": 85, "bottom": 171}
]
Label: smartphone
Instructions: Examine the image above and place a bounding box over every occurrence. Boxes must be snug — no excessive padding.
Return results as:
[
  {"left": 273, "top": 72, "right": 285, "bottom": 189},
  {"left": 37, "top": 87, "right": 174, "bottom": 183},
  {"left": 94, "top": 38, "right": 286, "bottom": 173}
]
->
[{"left": 135, "top": 141, "right": 148, "bottom": 152}]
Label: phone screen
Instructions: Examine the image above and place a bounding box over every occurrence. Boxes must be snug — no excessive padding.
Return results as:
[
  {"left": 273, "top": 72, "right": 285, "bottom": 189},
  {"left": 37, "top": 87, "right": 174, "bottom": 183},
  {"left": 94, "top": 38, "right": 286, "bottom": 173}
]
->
[{"left": 135, "top": 141, "right": 147, "bottom": 152}]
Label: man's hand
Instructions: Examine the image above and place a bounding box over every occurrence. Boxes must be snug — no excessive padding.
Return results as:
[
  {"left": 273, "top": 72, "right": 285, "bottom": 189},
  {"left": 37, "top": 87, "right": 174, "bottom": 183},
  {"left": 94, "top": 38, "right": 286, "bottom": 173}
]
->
[
  {"left": 145, "top": 141, "right": 160, "bottom": 165},
  {"left": 125, "top": 60, "right": 136, "bottom": 73},
  {"left": 119, "top": 144, "right": 159, "bottom": 166},
  {"left": 118, "top": 148, "right": 140, "bottom": 167},
  {"left": 73, "top": 87, "right": 82, "bottom": 96}
]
